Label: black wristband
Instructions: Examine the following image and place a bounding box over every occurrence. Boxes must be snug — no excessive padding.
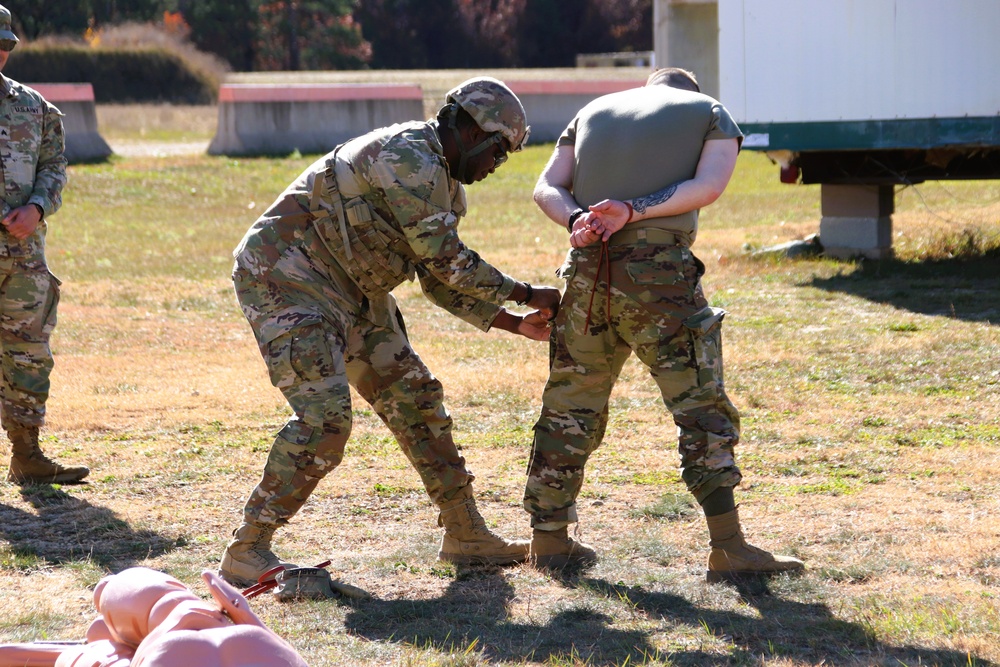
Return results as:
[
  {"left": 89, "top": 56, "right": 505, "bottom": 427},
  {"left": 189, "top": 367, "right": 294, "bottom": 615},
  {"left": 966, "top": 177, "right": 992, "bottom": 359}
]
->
[
  {"left": 30, "top": 203, "right": 44, "bottom": 218},
  {"left": 567, "top": 208, "right": 585, "bottom": 232},
  {"left": 515, "top": 282, "right": 533, "bottom": 306}
]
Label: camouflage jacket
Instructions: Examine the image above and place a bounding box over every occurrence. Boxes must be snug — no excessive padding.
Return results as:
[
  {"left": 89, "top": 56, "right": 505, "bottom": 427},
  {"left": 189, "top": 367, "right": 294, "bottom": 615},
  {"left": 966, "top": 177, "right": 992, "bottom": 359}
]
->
[
  {"left": 0, "top": 75, "right": 67, "bottom": 259},
  {"left": 235, "top": 119, "right": 516, "bottom": 333}
]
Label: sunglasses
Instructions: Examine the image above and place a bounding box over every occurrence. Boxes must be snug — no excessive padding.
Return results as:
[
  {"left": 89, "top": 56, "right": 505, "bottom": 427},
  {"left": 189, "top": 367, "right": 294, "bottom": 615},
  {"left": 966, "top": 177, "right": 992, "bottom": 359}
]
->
[
  {"left": 0, "top": 38, "right": 15, "bottom": 52},
  {"left": 486, "top": 134, "right": 509, "bottom": 169},
  {"left": 493, "top": 146, "right": 509, "bottom": 169}
]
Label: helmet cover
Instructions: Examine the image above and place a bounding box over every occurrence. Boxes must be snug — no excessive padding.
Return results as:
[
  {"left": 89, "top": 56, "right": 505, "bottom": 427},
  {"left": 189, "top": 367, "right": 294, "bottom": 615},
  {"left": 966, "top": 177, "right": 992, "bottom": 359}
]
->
[{"left": 446, "top": 76, "right": 530, "bottom": 151}]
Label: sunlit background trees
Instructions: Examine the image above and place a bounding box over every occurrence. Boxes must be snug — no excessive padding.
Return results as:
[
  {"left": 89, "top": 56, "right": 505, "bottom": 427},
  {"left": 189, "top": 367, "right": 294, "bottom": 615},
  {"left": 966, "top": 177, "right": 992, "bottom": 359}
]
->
[{"left": 6, "top": 0, "right": 652, "bottom": 72}]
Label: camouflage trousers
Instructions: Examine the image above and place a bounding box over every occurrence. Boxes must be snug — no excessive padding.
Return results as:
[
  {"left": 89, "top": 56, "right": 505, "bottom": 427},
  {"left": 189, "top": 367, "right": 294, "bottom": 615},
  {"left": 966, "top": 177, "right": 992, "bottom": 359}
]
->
[
  {"left": 523, "top": 242, "right": 743, "bottom": 527},
  {"left": 0, "top": 256, "right": 60, "bottom": 431},
  {"left": 234, "top": 254, "right": 473, "bottom": 529}
]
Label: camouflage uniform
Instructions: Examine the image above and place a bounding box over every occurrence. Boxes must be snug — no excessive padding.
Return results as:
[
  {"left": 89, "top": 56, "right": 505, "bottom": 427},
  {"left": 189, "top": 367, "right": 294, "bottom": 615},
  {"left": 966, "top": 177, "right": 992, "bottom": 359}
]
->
[
  {"left": 0, "top": 73, "right": 67, "bottom": 431},
  {"left": 524, "top": 240, "right": 742, "bottom": 526},
  {"left": 524, "top": 84, "right": 744, "bottom": 529},
  {"left": 234, "top": 119, "right": 518, "bottom": 527},
  {"left": 526, "top": 76, "right": 804, "bottom": 580}
]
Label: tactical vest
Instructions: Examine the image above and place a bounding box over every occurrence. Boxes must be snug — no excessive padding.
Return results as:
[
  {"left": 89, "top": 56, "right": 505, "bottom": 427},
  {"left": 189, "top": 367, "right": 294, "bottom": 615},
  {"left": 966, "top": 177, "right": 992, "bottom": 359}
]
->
[{"left": 308, "top": 147, "right": 418, "bottom": 300}]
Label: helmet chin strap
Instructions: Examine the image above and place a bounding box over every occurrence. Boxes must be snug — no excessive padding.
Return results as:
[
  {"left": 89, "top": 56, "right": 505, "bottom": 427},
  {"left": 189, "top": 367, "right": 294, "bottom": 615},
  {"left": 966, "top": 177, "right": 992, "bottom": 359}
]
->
[{"left": 446, "top": 105, "right": 500, "bottom": 184}]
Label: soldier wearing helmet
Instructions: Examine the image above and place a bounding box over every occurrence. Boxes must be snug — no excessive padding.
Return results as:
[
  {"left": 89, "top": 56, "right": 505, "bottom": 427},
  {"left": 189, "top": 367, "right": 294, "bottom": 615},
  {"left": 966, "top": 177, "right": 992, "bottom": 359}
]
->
[
  {"left": 220, "top": 77, "right": 560, "bottom": 589},
  {"left": 442, "top": 76, "right": 529, "bottom": 184},
  {"left": 0, "top": 4, "right": 89, "bottom": 485}
]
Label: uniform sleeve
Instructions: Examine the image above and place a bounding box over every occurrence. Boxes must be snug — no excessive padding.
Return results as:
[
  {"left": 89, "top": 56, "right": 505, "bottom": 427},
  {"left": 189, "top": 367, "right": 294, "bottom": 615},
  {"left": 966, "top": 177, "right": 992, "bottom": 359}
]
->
[
  {"left": 556, "top": 115, "right": 579, "bottom": 148},
  {"left": 28, "top": 98, "right": 68, "bottom": 217},
  {"left": 370, "top": 138, "right": 517, "bottom": 305},
  {"left": 707, "top": 103, "right": 744, "bottom": 148},
  {"left": 416, "top": 266, "right": 503, "bottom": 332}
]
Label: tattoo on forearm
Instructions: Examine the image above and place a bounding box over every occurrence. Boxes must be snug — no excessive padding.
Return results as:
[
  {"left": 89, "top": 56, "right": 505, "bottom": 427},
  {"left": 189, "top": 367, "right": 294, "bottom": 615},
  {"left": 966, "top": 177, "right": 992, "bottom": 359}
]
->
[{"left": 632, "top": 182, "right": 679, "bottom": 215}]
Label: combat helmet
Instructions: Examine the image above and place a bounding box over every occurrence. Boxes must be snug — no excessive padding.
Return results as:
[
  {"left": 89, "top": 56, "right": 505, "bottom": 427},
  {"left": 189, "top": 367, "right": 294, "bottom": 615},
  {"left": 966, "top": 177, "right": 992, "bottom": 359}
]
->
[
  {"left": 442, "top": 77, "right": 530, "bottom": 184},
  {"left": 0, "top": 5, "right": 17, "bottom": 51},
  {"left": 446, "top": 76, "right": 530, "bottom": 152}
]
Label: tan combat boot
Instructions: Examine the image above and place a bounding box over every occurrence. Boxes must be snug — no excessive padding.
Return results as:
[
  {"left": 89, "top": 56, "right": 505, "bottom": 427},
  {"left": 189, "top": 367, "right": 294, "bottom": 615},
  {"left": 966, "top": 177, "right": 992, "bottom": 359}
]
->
[
  {"left": 705, "top": 508, "right": 804, "bottom": 583},
  {"left": 6, "top": 426, "right": 89, "bottom": 485},
  {"left": 219, "top": 522, "right": 299, "bottom": 588},
  {"left": 529, "top": 526, "right": 598, "bottom": 571},
  {"left": 437, "top": 484, "right": 529, "bottom": 566}
]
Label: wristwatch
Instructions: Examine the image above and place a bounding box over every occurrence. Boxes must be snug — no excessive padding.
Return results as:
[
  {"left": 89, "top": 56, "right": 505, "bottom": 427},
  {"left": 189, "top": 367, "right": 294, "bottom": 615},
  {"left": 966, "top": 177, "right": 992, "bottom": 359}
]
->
[{"left": 567, "top": 208, "right": 585, "bottom": 232}]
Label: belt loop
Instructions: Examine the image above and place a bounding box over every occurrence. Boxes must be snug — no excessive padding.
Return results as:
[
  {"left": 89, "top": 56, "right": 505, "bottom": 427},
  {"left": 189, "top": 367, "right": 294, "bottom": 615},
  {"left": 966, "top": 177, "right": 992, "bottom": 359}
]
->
[{"left": 637, "top": 228, "right": 648, "bottom": 248}]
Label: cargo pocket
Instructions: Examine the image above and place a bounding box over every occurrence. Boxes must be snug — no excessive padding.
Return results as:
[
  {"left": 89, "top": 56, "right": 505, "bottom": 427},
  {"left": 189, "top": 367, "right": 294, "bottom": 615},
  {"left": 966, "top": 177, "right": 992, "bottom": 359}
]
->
[
  {"left": 682, "top": 306, "right": 726, "bottom": 381},
  {"left": 41, "top": 271, "right": 62, "bottom": 336},
  {"left": 625, "top": 246, "right": 685, "bottom": 285},
  {"left": 265, "top": 323, "right": 337, "bottom": 389}
]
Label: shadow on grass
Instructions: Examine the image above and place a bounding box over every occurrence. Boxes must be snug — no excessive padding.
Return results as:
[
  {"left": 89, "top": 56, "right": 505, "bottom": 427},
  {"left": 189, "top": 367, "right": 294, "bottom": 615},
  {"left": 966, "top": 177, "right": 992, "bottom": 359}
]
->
[
  {"left": 343, "top": 569, "right": 996, "bottom": 666},
  {"left": 807, "top": 250, "right": 1000, "bottom": 324},
  {"left": 0, "top": 484, "right": 176, "bottom": 571},
  {"left": 343, "top": 567, "right": 660, "bottom": 665},
  {"left": 581, "top": 577, "right": 996, "bottom": 667}
]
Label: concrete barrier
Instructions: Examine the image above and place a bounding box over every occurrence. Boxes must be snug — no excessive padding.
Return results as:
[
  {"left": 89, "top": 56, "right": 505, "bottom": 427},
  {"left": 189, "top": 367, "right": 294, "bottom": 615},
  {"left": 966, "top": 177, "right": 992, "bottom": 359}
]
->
[
  {"left": 208, "top": 83, "right": 424, "bottom": 156},
  {"left": 509, "top": 80, "right": 643, "bottom": 144},
  {"left": 31, "top": 83, "right": 112, "bottom": 163}
]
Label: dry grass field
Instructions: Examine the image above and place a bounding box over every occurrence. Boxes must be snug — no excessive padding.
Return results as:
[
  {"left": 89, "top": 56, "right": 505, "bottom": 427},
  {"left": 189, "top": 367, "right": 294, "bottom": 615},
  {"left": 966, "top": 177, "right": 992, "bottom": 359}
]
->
[{"left": 0, "top": 100, "right": 998, "bottom": 667}]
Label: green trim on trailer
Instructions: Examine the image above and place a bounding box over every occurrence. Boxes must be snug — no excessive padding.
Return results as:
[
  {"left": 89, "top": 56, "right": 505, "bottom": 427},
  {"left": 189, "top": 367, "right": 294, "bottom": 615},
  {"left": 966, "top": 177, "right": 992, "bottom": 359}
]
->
[{"left": 741, "top": 116, "right": 1000, "bottom": 151}]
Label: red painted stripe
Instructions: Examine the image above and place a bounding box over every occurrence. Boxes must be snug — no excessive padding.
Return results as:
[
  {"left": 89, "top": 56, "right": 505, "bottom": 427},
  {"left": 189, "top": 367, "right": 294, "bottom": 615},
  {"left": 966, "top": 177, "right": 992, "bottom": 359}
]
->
[
  {"left": 28, "top": 83, "right": 96, "bottom": 102},
  {"left": 218, "top": 84, "right": 423, "bottom": 103}
]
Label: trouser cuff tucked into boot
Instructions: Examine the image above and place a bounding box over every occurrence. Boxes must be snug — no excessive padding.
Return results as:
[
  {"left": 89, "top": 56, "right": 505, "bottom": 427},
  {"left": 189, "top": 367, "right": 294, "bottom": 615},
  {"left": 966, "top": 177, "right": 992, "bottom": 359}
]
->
[
  {"left": 437, "top": 484, "right": 528, "bottom": 566},
  {"left": 705, "top": 508, "right": 804, "bottom": 583},
  {"left": 6, "top": 426, "right": 90, "bottom": 485},
  {"left": 529, "top": 525, "right": 598, "bottom": 571},
  {"left": 220, "top": 522, "right": 299, "bottom": 588}
]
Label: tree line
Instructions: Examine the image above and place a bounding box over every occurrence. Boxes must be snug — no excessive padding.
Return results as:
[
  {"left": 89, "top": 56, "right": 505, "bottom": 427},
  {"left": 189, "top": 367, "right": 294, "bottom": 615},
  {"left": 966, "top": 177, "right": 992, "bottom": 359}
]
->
[{"left": 7, "top": 0, "right": 652, "bottom": 72}]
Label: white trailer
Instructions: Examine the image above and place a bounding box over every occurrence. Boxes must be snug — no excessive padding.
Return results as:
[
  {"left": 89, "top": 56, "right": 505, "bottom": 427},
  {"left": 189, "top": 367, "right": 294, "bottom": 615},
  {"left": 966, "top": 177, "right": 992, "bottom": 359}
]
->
[{"left": 655, "top": 0, "right": 1000, "bottom": 258}]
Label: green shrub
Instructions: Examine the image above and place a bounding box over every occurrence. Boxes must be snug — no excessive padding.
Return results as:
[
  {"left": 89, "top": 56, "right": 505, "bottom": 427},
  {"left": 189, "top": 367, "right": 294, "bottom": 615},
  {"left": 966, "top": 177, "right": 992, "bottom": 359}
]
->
[
  {"left": 6, "top": 43, "right": 217, "bottom": 104},
  {"left": 6, "top": 23, "right": 229, "bottom": 104}
]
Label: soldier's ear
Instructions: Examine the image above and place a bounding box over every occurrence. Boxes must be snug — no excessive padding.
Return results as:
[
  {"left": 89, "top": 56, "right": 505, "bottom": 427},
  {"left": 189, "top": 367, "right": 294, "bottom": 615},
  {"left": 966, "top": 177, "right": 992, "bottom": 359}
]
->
[{"left": 464, "top": 118, "right": 487, "bottom": 143}]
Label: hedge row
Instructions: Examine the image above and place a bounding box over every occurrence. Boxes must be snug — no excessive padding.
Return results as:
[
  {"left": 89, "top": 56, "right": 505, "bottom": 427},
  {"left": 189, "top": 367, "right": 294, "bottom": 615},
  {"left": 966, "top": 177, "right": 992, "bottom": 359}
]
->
[{"left": 5, "top": 46, "right": 218, "bottom": 104}]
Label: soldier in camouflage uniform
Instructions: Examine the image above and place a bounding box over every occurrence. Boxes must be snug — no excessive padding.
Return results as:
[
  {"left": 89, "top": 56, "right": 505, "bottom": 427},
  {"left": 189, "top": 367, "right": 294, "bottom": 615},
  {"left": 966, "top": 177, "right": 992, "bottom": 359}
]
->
[
  {"left": 0, "top": 5, "right": 88, "bottom": 485},
  {"left": 220, "top": 77, "right": 562, "bottom": 588},
  {"left": 526, "top": 68, "right": 803, "bottom": 581}
]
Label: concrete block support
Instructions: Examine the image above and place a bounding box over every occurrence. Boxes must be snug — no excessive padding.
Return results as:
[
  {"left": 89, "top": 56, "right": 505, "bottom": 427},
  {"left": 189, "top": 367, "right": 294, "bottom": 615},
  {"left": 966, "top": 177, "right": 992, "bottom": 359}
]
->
[
  {"left": 654, "top": 0, "right": 720, "bottom": 99},
  {"left": 208, "top": 84, "right": 424, "bottom": 156},
  {"left": 508, "top": 81, "right": 643, "bottom": 144},
  {"left": 820, "top": 184, "right": 894, "bottom": 259},
  {"left": 32, "top": 84, "right": 112, "bottom": 163}
]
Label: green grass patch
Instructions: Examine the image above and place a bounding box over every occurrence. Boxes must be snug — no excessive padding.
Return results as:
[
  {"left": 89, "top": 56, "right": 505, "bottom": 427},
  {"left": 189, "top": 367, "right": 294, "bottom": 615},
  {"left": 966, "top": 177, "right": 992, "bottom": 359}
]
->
[{"left": 1, "top": 118, "right": 997, "bottom": 666}]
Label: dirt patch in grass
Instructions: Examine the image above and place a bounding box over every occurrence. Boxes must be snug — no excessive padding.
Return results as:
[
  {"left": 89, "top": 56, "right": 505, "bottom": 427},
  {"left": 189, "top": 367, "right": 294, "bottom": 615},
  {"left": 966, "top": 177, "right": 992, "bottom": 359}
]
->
[{"left": 1, "top": 138, "right": 998, "bottom": 666}]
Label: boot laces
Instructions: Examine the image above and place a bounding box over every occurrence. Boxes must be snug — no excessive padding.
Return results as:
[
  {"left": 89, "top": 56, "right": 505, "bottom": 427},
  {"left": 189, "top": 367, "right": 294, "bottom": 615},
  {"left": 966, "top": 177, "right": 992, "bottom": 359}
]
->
[
  {"left": 462, "top": 497, "right": 490, "bottom": 535},
  {"left": 743, "top": 542, "right": 773, "bottom": 559},
  {"left": 252, "top": 526, "right": 276, "bottom": 551},
  {"left": 27, "top": 449, "right": 61, "bottom": 468}
]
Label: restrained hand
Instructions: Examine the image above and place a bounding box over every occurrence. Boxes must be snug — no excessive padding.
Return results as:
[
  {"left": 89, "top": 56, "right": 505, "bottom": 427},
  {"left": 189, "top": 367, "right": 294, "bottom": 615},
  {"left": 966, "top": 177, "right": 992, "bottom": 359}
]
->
[
  {"left": 569, "top": 209, "right": 602, "bottom": 248},
  {"left": 586, "top": 199, "right": 631, "bottom": 242}
]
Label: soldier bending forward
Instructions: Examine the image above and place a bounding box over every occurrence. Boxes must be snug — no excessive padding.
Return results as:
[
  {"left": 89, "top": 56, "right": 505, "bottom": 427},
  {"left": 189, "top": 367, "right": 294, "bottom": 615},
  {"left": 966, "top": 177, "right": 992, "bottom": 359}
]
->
[{"left": 221, "top": 77, "right": 560, "bottom": 587}]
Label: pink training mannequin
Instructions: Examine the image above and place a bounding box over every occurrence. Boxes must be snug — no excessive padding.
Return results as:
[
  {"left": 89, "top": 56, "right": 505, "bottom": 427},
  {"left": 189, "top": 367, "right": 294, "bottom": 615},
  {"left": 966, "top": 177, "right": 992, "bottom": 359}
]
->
[{"left": 0, "top": 567, "right": 308, "bottom": 667}]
